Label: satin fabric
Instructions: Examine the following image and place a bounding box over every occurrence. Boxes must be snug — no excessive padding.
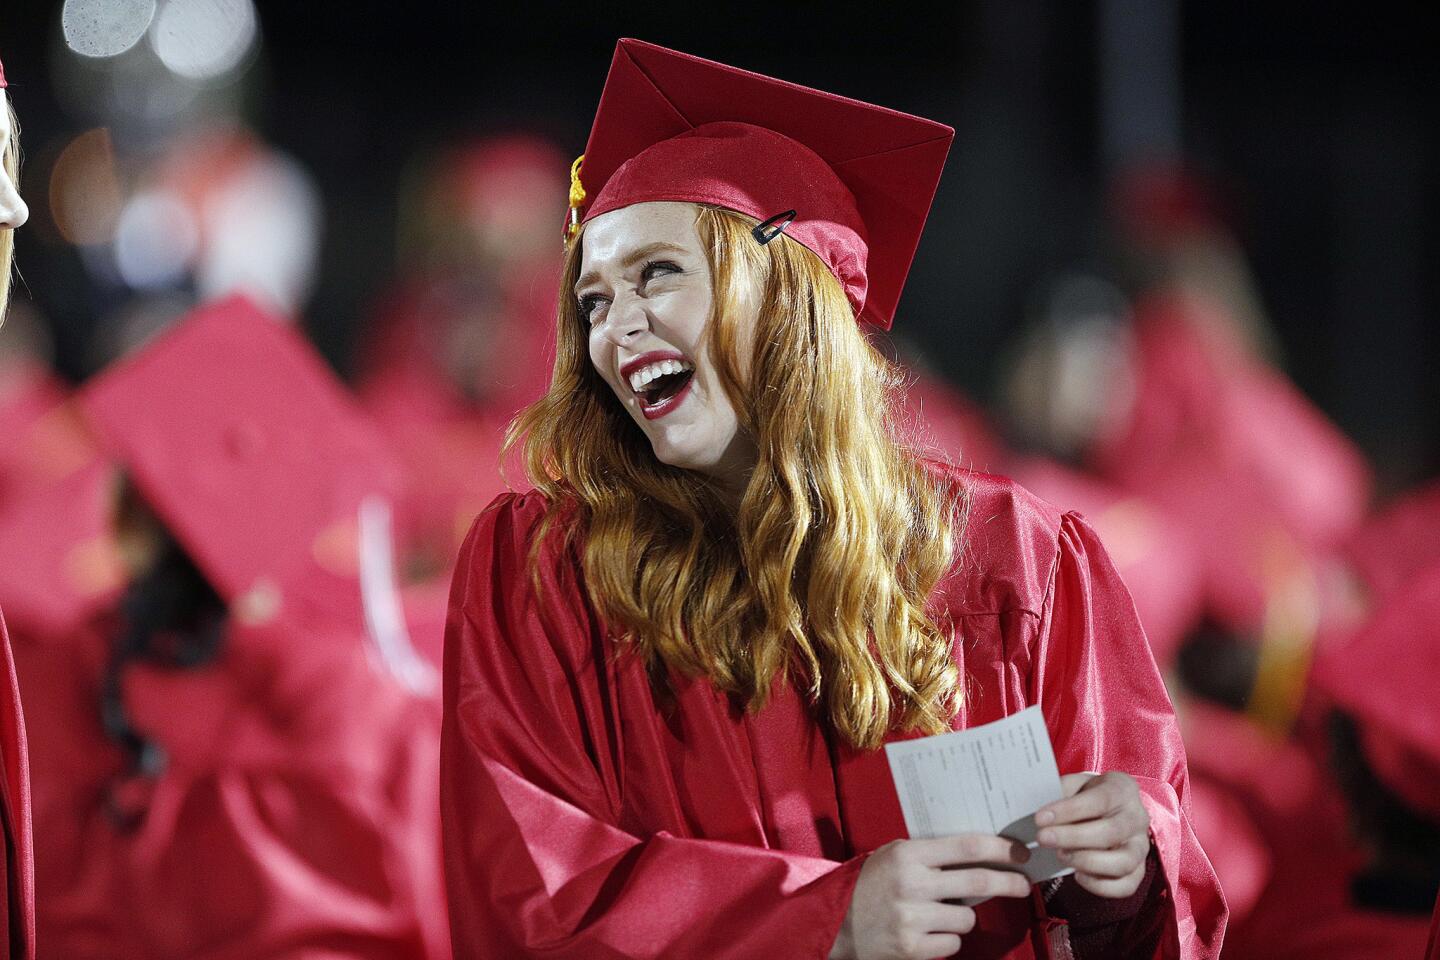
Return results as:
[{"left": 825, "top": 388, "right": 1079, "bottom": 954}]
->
[
  {"left": 1344, "top": 479, "right": 1440, "bottom": 606},
  {"left": 14, "top": 612, "right": 449, "bottom": 959},
  {"left": 1426, "top": 890, "right": 1439, "bottom": 960},
  {"left": 0, "top": 362, "right": 71, "bottom": 508},
  {"left": 357, "top": 269, "right": 554, "bottom": 583},
  {"left": 1183, "top": 703, "right": 1430, "bottom": 960},
  {"left": 574, "top": 39, "right": 953, "bottom": 331},
  {"left": 1010, "top": 458, "right": 1204, "bottom": 671},
  {"left": 441, "top": 469, "right": 1226, "bottom": 958},
  {"left": 1089, "top": 294, "right": 1371, "bottom": 633},
  {"left": 0, "top": 611, "right": 34, "bottom": 960}
]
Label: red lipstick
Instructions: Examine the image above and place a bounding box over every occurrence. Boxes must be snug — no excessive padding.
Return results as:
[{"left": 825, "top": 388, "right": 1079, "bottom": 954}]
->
[
  {"left": 639, "top": 376, "right": 693, "bottom": 420},
  {"left": 620, "top": 350, "right": 689, "bottom": 380}
]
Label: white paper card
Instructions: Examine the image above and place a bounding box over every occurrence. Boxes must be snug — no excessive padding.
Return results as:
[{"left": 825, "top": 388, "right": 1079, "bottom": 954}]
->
[{"left": 884, "top": 705, "right": 1074, "bottom": 887}]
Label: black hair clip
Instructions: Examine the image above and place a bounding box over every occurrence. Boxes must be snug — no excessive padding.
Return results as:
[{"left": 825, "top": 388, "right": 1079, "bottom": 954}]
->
[{"left": 752, "top": 209, "right": 797, "bottom": 245}]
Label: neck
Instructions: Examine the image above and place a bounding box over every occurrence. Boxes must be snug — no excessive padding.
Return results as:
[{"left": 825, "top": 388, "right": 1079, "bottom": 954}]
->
[{"left": 704, "top": 433, "right": 757, "bottom": 514}]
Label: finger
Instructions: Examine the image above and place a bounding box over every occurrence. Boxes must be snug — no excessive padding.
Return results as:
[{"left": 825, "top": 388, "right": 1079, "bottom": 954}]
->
[
  {"left": 1058, "top": 771, "right": 1099, "bottom": 797},
  {"left": 915, "top": 901, "right": 978, "bottom": 934},
  {"left": 927, "top": 866, "right": 1032, "bottom": 902},
  {"left": 1037, "top": 817, "right": 1135, "bottom": 851},
  {"left": 911, "top": 933, "right": 962, "bottom": 960},
  {"left": 909, "top": 833, "right": 1031, "bottom": 868},
  {"left": 1073, "top": 865, "right": 1146, "bottom": 900},
  {"left": 1037, "top": 780, "right": 1120, "bottom": 826},
  {"left": 1059, "top": 843, "right": 1147, "bottom": 879}
]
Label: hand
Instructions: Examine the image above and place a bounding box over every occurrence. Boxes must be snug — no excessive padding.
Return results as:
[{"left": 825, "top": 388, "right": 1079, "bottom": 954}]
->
[
  {"left": 829, "top": 834, "right": 1032, "bottom": 960},
  {"left": 1035, "top": 772, "right": 1151, "bottom": 898}
]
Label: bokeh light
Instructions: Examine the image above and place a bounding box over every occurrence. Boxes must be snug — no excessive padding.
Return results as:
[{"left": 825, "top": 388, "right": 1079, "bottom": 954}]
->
[
  {"left": 149, "top": 0, "right": 259, "bottom": 81},
  {"left": 61, "top": 0, "right": 157, "bottom": 59},
  {"left": 114, "top": 190, "right": 200, "bottom": 289},
  {"left": 48, "top": 128, "right": 123, "bottom": 246}
]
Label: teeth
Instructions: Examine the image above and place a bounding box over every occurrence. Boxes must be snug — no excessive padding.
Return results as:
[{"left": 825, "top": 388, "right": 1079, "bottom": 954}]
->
[{"left": 628, "top": 358, "right": 694, "bottom": 394}]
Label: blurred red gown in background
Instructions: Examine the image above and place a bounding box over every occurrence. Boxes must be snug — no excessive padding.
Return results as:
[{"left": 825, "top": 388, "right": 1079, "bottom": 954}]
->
[
  {"left": 1009, "top": 458, "right": 1204, "bottom": 671},
  {"left": 357, "top": 135, "right": 563, "bottom": 584},
  {"left": 1089, "top": 292, "right": 1372, "bottom": 638},
  {"left": 1181, "top": 701, "right": 1430, "bottom": 959},
  {"left": 0, "top": 355, "right": 105, "bottom": 960},
  {"left": 10, "top": 298, "right": 449, "bottom": 958},
  {"left": 1182, "top": 557, "right": 1440, "bottom": 959},
  {"left": 1342, "top": 478, "right": 1440, "bottom": 611},
  {"left": 357, "top": 265, "right": 552, "bottom": 578},
  {"left": 897, "top": 371, "right": 1007, "bottom": 476},
  {"left": 441, "top": 470, "right": 1227, "bottom": 959},
  {"left": 0, "top": 611, "right": 33, "bottom": 959},
  {"left": 0, "top": 359, "right": 68, "bottom": 507}
]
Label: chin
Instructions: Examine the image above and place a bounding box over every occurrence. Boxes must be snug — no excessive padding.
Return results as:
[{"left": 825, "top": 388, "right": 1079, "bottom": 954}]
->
[{"left": 649, "top": 441, "right": 715, "bottom": 474}]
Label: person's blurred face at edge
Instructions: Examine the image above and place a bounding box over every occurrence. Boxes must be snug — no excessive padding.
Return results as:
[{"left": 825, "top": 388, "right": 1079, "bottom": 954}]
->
[
  {"left": 0, "top": 91, "right": 27, "bottom": 231},
  {"left": 578, "top": 201, "right": 759, "bottom": 489}
]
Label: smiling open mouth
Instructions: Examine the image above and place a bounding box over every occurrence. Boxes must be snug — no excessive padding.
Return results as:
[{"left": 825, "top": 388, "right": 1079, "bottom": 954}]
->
[
  {"left": 638, "top": 368, "right": 692, "bottom": 406},
  {"left": 624, "top": 357, "right": 696, "bottom": 420}
]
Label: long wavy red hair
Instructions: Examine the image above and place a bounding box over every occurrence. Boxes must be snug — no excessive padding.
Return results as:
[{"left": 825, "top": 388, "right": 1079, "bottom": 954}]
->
[{"left": 507, "top": 204, "right": 965, "bottom": 749}]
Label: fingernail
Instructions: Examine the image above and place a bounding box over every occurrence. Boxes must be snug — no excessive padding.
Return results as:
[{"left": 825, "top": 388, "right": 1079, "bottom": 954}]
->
[
  {"left": 1036, "top": 810, "right": 1054, "bottom": 826},
  {"left": 1038, "top": 829, "right": 1055, "bottom": 845}
]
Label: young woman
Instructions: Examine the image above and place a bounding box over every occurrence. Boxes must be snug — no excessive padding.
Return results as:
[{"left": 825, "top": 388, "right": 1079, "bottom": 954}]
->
[
  {"left": 441, "top": 40, "right": 1225, "bottom": 959},
  {"left": 0, "top": 50, "right": 37, "bottom": 960}
]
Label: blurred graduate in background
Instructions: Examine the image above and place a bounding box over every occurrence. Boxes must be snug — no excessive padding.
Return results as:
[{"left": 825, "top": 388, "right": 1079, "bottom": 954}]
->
[
  {"left": 8, "top": 298, "right": 448, "bottom": 958},
  {"left": 356, "top": 135, "right": 563, "bottom": 582},
  {"left": 0, "top": 48, "right": 37, "bottom": 960}
]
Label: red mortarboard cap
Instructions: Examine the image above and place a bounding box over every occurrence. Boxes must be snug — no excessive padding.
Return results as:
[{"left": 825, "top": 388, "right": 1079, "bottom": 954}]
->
[
  {"left": 78, "top": 296, "right": 407, "bottom": 631},
  {"left": 1310, "top": 564, "right": 1440, "bottom": 820},
  {"left": 574, "top": 38, "right": 953, "bottom": 330}
]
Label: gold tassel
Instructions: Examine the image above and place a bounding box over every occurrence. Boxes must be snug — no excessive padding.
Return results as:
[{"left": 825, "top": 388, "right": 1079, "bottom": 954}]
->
[{"left": 565, "top": 154, "right": 586, "bottom": 243}]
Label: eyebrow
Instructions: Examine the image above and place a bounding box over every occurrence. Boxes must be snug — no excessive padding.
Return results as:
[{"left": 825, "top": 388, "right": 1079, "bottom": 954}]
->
[{"left": 575, "top": 241, "right": 690, "bottom": 292}]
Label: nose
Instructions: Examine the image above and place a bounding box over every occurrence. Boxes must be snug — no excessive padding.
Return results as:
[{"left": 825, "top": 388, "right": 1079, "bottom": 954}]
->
[
  {"left": 0, "top": 186, "right": 26, "bottom": 230},
  {"left": 599, "top": 290, "right": 648, "bottom": 346}
]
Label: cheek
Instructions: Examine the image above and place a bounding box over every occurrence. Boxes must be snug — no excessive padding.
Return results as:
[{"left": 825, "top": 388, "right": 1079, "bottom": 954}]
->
[
  {"left": 587, "top": 332, "right": 602, "bottom": 377},
  {"left": 655, "top": 285, "right": 714, "bottom": 349},
  {"left": 587, "top": 332, "right": 629, "bottom": 403}
]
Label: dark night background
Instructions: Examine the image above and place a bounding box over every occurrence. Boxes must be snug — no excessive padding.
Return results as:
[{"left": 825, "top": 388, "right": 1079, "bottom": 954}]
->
[{"left": 3, "top": 0, "right": 1437, "bottom": 492}]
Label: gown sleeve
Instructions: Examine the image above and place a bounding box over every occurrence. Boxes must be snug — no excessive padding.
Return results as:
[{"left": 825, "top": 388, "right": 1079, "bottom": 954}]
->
[
  {"left": 1031, "top": 513, "right": 1228, "bottom": 960},
  {"left": 117, "top": 618, "right": 450, "bottom": 960},
  {"left": 1426, "top": 888, "right": 1440, "bottom": 960},
  {"left": 440, "top": 493, "right": 865, "bottom": 959},
  {"left": 0, "top": 610, "right": 34, "bottom": 960}
]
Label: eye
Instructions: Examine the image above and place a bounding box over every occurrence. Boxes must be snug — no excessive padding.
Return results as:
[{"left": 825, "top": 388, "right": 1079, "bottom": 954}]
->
[
  {"left": 640, "top": 260, "right": 681, "bottom": 286},
  {"left": 576, "top": 293, "right": 608, "bottom": 325}
]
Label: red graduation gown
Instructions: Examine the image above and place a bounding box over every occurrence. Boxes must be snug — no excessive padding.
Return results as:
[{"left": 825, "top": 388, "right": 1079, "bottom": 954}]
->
[
  {"left": 1427, "top": 889, "right": 1440, "bottom": 960},
  {"left": 440, "top": 470, "right": 1226, "bottom": 958},
  {"left": 1009, "top": 458, "right": 1205, "bottom": 671},
  {"left": 0, "top": 361, "right": 71, "bottom": 507},
  {"left": 1089, "top": 295, "right": 1371, "bottom": 633},
  {"left": 1181, "top": 700, "right": 1431, "bottom": 960},
  {"left": 15, "top": 613, "right": 448, "bottom": 959},
  {"left": 357, "top": 270, "right": 555, "bottom": 580},
  {"left": 1343, "top": 479, "right": 1440, "bottom": 607},
  {"left": 0, "top": 610, "right": 34, "bottom": 960}
]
